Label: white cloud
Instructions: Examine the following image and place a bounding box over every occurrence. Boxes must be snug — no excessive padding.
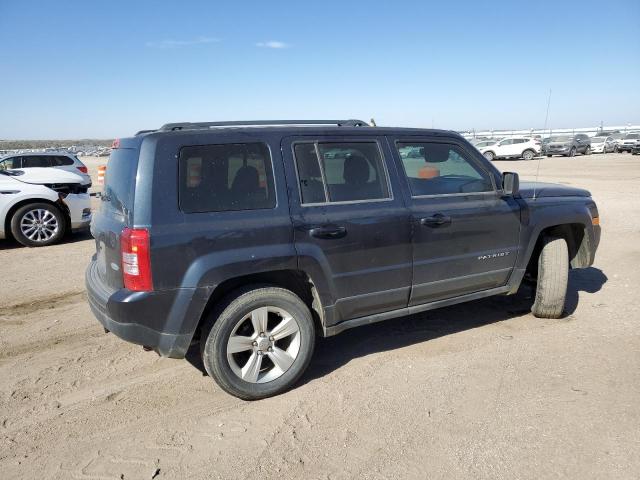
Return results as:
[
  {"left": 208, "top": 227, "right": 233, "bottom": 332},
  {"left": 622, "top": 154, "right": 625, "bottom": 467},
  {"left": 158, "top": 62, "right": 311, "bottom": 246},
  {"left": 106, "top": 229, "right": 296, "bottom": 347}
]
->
[
  {"left": 256, "top": 41, "right": 290, "bottom": 49},
  {"left": 145, "top": 36, "right": 220, "bottom": 48}
]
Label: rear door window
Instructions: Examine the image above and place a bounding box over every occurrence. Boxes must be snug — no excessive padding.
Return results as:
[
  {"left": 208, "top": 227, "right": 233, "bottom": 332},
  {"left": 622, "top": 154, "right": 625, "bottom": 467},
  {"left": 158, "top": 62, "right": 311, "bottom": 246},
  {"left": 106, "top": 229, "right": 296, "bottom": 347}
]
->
[
  {"left": 293, "top": 141, "right": 391, "bottom": 204},
  {"left": 22, "top": 156, "right": 51, "bottom": 168},
  {"left": 179, "top": 143, "right": 275, "bottom": 213}
]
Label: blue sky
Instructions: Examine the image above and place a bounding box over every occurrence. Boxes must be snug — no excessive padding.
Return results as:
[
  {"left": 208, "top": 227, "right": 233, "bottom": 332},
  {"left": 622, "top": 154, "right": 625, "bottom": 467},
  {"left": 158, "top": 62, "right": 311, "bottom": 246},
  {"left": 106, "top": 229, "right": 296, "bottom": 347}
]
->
[{"left": 1, "top": 0, "right": 639, "bottom": 139}]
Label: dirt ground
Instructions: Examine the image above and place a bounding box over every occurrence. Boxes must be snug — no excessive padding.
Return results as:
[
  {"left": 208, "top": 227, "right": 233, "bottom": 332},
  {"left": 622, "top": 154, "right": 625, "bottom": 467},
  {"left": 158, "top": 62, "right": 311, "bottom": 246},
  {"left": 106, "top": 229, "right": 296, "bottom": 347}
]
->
[{"left": 1, "top": 153, "right": 639, "bottom": 480}]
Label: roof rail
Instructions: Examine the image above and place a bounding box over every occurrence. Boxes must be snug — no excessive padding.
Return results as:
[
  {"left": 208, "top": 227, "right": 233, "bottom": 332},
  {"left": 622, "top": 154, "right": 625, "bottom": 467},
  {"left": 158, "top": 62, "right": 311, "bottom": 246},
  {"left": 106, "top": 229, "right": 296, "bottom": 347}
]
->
[{"left": 158, "top": 119, "right": 369, "bottom": 131}]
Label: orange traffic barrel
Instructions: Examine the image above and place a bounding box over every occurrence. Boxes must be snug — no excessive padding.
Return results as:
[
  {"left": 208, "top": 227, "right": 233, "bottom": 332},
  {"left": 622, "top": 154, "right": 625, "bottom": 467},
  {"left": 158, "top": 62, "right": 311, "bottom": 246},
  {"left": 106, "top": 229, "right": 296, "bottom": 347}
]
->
[{"left": 97, "top": 165, "right": 106, "bottom": 186}]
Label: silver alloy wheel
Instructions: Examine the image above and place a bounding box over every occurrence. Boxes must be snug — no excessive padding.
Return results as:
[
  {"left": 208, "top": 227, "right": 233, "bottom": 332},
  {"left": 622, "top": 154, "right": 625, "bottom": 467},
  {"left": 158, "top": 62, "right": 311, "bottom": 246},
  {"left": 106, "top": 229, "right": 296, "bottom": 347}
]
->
[
  {"left": 226, "top": 306, "right": 301, "bottom": 384},
  {"left": 20, "top": 208, "right": 59, "bottom": 242},
  {"left": 523, "top": 150, "right": 534, "bottom": 160}
]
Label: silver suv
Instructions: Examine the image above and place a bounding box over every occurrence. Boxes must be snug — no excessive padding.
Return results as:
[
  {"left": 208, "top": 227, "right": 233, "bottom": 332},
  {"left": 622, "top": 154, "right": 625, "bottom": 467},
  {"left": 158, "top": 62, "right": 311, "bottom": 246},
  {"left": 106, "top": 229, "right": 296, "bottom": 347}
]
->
[{"left": 0, "top": 152, "right": 91, "bottom": 186}]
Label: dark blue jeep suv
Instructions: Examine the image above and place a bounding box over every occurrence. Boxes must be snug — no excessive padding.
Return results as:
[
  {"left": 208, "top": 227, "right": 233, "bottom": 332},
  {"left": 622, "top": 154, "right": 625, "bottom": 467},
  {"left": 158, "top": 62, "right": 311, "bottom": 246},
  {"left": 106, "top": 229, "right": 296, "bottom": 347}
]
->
[{"left": 86, "top": 120, "right": 600, "bottom": 399}]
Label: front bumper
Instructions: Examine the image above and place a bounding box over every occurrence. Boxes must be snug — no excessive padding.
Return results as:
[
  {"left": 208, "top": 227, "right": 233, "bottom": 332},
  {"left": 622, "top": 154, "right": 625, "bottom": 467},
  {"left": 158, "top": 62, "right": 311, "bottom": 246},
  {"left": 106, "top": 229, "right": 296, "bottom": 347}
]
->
[{"left": 85, "top": 259, "right": 196, "bottom": 358}]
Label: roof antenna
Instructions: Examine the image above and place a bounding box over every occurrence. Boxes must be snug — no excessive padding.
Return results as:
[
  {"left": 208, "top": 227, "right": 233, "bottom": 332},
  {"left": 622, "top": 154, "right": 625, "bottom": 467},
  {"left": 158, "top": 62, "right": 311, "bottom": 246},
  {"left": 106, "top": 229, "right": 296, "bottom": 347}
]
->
[{"left": 533, "top": 88, "right": 552, "bottom": 200}]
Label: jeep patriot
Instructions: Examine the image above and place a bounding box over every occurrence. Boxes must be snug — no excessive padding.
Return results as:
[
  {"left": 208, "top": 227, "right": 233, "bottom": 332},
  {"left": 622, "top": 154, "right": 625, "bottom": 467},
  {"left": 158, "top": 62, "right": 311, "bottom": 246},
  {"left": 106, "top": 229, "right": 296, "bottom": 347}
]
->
[{"left": 86, "top": 120, "right": 601, "bottom": 399}]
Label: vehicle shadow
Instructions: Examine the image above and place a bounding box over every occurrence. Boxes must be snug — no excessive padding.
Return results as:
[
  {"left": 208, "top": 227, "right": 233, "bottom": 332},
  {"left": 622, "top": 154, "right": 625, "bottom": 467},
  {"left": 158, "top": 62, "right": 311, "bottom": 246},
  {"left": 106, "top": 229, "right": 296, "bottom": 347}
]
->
[
  {"left": 185, "top": 267, "right": 607, "bottom": 384},
  {"left": 0, "top": 231, "right": 93, "bottom": 251}
]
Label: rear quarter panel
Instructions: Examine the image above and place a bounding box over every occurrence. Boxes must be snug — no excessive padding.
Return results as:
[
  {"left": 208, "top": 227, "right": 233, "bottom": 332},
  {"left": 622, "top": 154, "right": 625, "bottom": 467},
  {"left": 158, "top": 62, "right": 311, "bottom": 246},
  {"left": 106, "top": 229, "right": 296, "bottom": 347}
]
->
[{"left": 136, "top": 131, "right": 296, "bottom": 334}]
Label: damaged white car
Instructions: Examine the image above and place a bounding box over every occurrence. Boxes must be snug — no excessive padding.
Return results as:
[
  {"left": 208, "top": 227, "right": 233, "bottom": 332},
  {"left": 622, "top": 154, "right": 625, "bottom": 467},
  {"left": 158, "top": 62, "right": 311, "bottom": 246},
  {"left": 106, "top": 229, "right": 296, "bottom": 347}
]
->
[{"left": 0, "top": 167, "right": 91, "bottom": 247}]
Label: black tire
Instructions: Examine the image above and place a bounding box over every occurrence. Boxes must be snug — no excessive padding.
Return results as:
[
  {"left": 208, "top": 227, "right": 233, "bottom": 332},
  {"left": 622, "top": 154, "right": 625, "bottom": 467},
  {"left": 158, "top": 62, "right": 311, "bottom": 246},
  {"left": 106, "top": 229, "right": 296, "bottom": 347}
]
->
[
  {"left": 483, "top": 151, "right": 495, "bottom": 161},
  {"left": 568, "top": 147, "right": 576, "bottom": 157},
  {"left": 200, "top": 285, "right": 316, "bottom": 400},
  {"left": 531, "top": 237, "right": 569, "bottom": 319},
  {"left": 584, "top": 146, "right": 591, "bottom": 155},
  {"left": 546, "top": 154, "right": 552, "bottom": 157},
  {"left": 10, "top": 202, "right": 66, "bottom": 247},
  {"left": 522, "top": 149, "right": 535, "bottom": 161},
  {"left": 614, "top": 145, "right": 619, "bottom": 153}
]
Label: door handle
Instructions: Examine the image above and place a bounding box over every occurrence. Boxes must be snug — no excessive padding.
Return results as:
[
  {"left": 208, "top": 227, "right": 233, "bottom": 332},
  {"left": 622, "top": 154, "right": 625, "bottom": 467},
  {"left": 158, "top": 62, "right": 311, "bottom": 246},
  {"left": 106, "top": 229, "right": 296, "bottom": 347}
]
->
[
  {"left": 308, "top": 225, "right": 347, "bottom": 239},
  {"left": 420, "top": 214, "right": 452, "bottom": 227}
]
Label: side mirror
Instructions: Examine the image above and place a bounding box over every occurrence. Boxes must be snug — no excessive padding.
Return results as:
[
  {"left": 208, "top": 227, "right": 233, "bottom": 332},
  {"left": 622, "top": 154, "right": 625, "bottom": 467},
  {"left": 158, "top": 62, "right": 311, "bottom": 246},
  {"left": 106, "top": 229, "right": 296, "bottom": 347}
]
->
[{"left": 502, "top": 172, "right": 519, "bottom": 197}]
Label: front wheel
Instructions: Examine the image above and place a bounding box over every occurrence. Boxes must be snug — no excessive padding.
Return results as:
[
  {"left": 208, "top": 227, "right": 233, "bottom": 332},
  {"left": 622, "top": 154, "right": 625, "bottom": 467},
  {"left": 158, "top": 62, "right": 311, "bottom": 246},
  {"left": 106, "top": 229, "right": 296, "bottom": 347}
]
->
[
  {"left": 522, "top": 149, "right": 535, "bottom": 160},
  {"left": 483, "top": 151, "right": 495, "bottom": 161},
  {"left": 10, "top": 202, "right": 66, "bottom": 247},
  {"left": 201, "top": 286, "right": 316, "bottom": 400},
  {"left": 584, "top": 146, "right": 591, "bottom": 155},
  {"left": 568, "top": 147, "right": 576, "bottom": 157},
  {"left": 614, "top": 145, "right": 619, "bottom": 153},
  {"left": 531, "top": 237, "right": 569, "bottom": 319}
]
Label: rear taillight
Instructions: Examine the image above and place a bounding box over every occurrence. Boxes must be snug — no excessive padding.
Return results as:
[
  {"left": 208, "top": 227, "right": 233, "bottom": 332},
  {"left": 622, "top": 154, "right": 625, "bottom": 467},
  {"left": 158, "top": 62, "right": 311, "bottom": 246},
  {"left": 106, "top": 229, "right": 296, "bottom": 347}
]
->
[
  {"left": 120, "top": 228, "right": 153, "bottom": 291},
  {"left": 76, "top": 166, "right": 88, "bottom": 173}
]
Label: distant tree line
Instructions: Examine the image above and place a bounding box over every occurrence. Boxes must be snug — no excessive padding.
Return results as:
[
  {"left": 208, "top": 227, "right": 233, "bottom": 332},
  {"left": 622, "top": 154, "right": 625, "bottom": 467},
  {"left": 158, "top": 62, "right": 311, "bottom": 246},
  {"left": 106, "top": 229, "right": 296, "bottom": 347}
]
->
[{"left": 0, "top": 139, "right": 113, "bottom": 149}]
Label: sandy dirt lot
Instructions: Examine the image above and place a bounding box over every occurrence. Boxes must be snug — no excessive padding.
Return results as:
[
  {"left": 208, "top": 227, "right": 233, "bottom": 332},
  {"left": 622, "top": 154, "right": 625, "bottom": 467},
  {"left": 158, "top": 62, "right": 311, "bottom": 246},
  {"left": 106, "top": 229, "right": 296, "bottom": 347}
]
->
[{"left": 1, "top": 153, "right": 639, "bottom": 479}]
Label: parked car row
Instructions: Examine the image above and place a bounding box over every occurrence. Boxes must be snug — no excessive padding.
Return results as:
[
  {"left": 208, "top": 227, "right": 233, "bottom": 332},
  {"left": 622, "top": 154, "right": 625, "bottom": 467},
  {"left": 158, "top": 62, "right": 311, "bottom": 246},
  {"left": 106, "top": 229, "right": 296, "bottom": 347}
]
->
[{"left": 470, "top": 131, "right": 640, "bottom": 161}]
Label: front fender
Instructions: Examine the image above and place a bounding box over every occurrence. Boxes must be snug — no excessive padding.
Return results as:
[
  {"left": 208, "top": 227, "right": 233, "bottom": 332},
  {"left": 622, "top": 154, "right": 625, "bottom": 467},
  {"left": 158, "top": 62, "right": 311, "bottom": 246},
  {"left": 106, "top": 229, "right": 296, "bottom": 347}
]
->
[{"left": 508, "top": 197, "right": 598, "bottom": 292}]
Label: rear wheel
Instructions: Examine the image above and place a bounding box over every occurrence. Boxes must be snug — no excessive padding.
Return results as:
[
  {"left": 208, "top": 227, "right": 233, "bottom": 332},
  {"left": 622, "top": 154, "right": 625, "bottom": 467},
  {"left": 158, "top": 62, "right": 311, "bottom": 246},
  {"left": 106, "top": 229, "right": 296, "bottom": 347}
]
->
[
  {"left": 531, "top": 237, "right": 569, "bottom": 319},
  {"left": 568, "top": 147, "right": 576, "bottom": 157},
  {"left": 614, "top": 145, "right": 619, "bottom": 153},
  {"left": 10, "top": 202, "right": 66, "bottom": 247},
  {"left": 546, "top": 154, "right": 552, "bottom": 157},
  {"left": 522, "top": 149, "right": 535, "bottom": 160},
  {"left": 483, "top": 151, "right": 495, "bottom": 161},
  {"left": 200, "top": 286, "right": 316, "bottom": 400}
]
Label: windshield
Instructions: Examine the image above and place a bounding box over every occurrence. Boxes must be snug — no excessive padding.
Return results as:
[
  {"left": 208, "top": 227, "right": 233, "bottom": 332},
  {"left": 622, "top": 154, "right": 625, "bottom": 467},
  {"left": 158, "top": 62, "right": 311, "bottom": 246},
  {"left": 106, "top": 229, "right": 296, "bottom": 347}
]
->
[
  {"left": 549, "top": 136, "right": 572, "bottom": 142},
  {"left": 624, "top": 133, "right": 640, "bottom": 139},
  {"left": 591, "top": 137, "right": 606, "bottom": 142}
]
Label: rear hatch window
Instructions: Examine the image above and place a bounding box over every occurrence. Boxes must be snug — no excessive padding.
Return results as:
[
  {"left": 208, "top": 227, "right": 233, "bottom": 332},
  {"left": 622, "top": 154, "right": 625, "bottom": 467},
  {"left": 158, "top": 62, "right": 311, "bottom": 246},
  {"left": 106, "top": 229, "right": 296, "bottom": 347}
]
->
[
  {"left": 92, "top": 146, "right": 139, "bottom": 291},
  {"left": 103, "top": 148, "right": 139, "bottom": 216}
]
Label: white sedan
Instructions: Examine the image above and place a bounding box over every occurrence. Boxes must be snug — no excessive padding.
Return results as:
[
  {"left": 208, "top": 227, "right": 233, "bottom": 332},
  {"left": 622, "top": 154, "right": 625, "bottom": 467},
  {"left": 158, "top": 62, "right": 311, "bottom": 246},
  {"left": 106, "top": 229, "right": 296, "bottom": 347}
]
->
[
  {"left": 479, "top": 137, "right": 542, "bottom": 161},
  {"left": 590, "top": 136, "right": 617, "bottom": 154},
  {"left": 0, "top": 168, "right": 91, "bottom": 247}
]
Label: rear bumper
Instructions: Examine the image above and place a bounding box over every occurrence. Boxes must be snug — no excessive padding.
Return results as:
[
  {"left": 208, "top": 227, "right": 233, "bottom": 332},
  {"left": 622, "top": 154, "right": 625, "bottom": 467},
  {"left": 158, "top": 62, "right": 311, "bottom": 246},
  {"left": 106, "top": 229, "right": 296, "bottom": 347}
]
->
[{"left": 85, "top": 259, "right": 197, "bottom": 358}]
